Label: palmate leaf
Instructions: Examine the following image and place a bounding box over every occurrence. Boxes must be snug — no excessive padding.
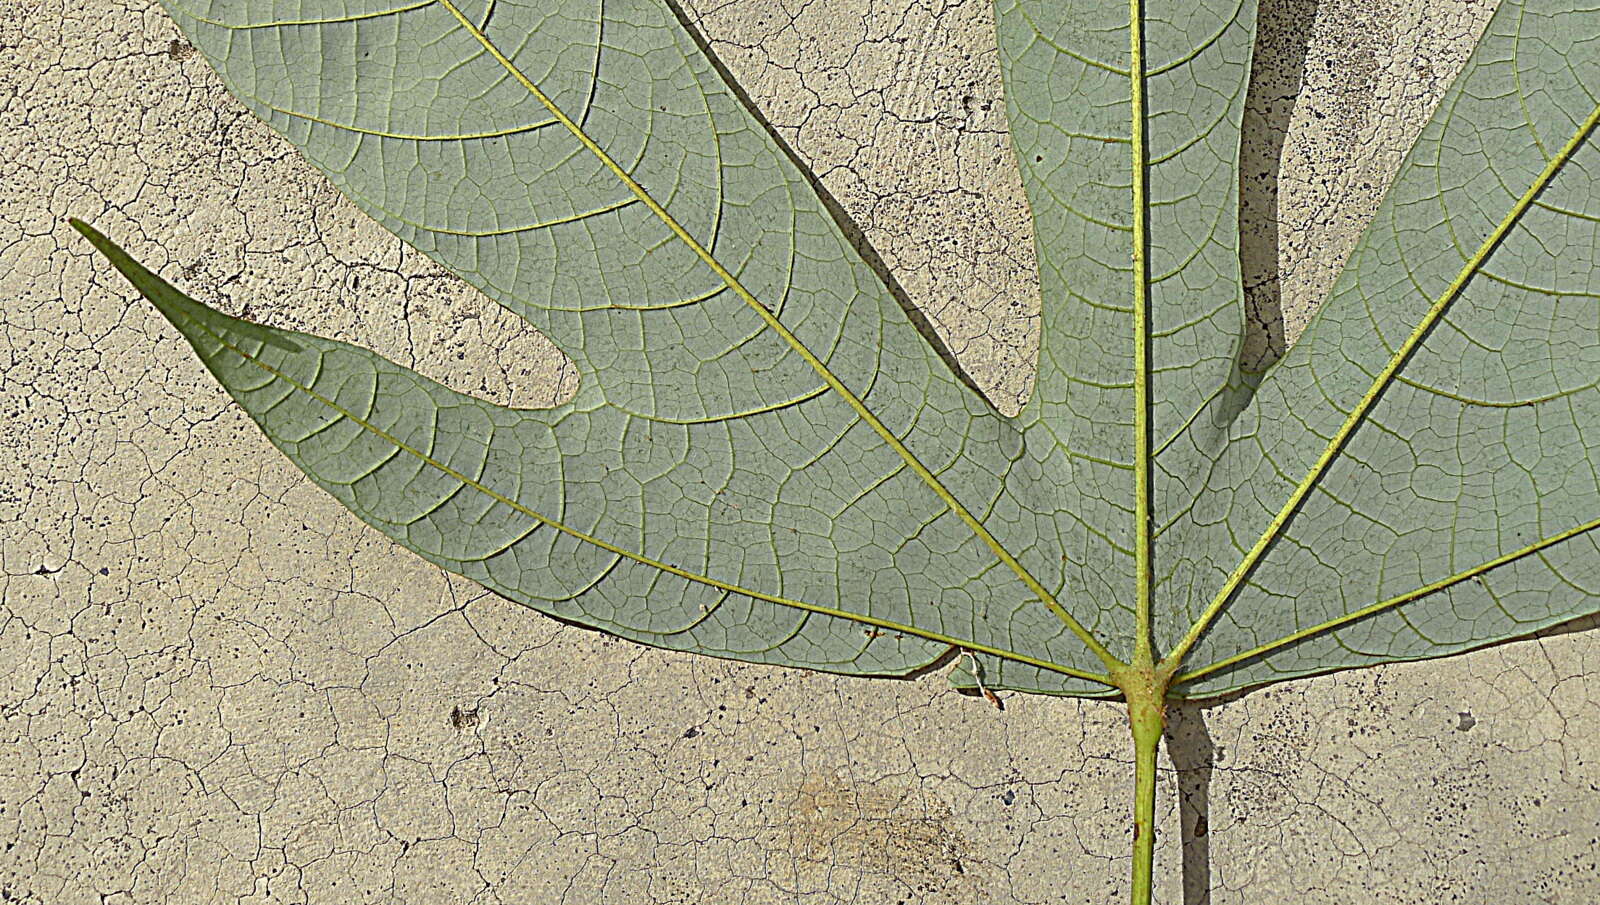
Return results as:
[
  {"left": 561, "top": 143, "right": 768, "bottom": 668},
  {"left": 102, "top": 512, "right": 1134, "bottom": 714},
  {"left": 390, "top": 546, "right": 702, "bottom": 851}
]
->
[{"left": 75, "top": 0, "right": 1600, "bottom": 898}]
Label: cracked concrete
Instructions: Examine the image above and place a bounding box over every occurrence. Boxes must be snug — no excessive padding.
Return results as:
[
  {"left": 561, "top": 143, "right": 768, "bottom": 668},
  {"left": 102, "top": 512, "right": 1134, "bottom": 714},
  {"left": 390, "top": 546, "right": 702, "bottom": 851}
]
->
[{"left": 2, "top": 0, "right": 1597, "bottom": 902}]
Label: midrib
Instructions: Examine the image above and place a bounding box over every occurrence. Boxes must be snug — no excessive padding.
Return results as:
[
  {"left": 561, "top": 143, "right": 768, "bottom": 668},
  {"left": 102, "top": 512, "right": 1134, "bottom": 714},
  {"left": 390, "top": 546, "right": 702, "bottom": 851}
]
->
[{"left": 1129, "top": 0, "right": 1156, "bottom": 668}]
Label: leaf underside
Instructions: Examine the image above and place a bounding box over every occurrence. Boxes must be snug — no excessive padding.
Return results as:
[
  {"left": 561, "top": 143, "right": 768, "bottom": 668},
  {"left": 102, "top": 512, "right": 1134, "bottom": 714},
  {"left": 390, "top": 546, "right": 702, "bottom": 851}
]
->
[{"left": 83, "top": 0, "right": 1600, "bottom": 699}]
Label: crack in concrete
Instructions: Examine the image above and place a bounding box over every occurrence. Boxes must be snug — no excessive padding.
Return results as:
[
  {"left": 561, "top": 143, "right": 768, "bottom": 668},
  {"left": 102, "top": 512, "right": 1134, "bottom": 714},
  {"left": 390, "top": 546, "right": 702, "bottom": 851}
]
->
[{"left": 3, "top": 0, "right": 1597, "bottom": 902}]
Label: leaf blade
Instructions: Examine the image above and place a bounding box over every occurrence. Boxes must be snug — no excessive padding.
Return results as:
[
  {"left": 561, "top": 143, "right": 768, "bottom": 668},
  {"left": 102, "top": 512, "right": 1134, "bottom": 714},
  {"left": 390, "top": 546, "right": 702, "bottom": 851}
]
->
[
  {"left": 427, "top": 0, "right": 1113, "bottom": 662},
  {"left": 73, "top": 217, "right": 1117, "bottom": 686},
  {"left": 994, "top": 0, "right": 1256, "bottom": 672},
  {"left": 1169, "top": 88, "right": 1600, "bottom": 670}
]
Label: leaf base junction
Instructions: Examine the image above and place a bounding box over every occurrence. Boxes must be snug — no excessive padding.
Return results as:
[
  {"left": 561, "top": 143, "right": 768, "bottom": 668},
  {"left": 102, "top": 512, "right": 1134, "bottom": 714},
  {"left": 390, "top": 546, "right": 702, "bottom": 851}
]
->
[{"left": 1112, "top": 663, "right": 1176, "bottom": 905}]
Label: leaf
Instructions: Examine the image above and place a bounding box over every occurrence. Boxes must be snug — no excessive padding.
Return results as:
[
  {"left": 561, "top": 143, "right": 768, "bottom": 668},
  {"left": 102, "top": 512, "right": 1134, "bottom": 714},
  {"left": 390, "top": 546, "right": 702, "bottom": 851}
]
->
[
  {"left": 75, "top": 0, "right": 1600, "bottom": 898},
  {"left": 88, "top": 0, "right": 1600, "bottom": 739}
]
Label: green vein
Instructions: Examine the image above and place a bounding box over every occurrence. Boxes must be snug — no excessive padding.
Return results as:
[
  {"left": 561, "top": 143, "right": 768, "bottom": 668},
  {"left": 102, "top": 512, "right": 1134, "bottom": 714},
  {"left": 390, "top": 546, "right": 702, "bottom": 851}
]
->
[
  {"left": 1163, "top": 96, "right": 1600, "bottom": 671},
  {"left": 613, "top": 384, "right": 830, "bottom": 425},
  {"left": 418, "top": 197, "right": 641, "bottom": 238},
  {"left": 1016, "top": 5, "right": 1128, "bottom": 76},
  {"left": 176, "top": 0, "right": 433, "bottom": 30},
  {"left": 1476, "top": 266, "right": 1600, "bottom": 299},
  {"left": 1174, "top": 514, "right": 1600, "bottom": 686},
  {"left": 1145, "top": 0, "right": 1247, "bottom": 77},
  {"left": 259, "top": 100, "right": 560, "bottom": 142},
  {"left": 69, "top": 218, "right": 1115, "bottom": 688},
  {"left": 1535, "top": 198, "right": 1600, "bottom": 224},
  {"left": 428, "top": 0, "right": 1122, "bottom": 670},
  {"left": 1393, "top": 375, "right": 1586, "bottom": 409},
  {"left": 1129, "top": 0, "right": 1155, "bottom": 668}
]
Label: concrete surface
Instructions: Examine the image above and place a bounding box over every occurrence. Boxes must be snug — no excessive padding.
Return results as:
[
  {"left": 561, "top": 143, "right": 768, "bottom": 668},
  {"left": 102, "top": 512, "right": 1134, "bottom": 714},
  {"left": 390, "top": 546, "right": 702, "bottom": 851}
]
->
[{"left": 2, "top": 0, "right": 1597, "bottom": 902}]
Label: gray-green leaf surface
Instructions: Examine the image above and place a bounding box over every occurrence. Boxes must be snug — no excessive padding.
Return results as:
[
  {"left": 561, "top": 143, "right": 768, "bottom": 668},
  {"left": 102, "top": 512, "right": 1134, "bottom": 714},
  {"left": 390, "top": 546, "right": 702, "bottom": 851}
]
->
[{"left": 82, "top": 0, "right": 1600, "bottom": 701}]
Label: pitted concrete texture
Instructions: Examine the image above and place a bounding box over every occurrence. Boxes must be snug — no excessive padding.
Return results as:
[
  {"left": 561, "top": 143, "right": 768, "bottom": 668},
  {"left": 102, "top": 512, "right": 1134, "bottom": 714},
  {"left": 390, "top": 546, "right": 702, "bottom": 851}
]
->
[{"left": 3, "top": 0, "right": 1597, "bottom": 902}]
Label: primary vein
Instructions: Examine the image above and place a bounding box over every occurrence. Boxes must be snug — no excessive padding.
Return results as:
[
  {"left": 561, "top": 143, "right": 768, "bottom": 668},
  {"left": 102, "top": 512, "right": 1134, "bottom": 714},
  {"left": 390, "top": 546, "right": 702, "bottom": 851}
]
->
[
  {"left": 1164, "top": 96, "right": 1600, "bottom": 672},
  {"left": 1129, "top": 0, "right": 1155, "bottom": 669},
  {"left": 429, "top": 0, "right": 1121, "bottom": 670}
]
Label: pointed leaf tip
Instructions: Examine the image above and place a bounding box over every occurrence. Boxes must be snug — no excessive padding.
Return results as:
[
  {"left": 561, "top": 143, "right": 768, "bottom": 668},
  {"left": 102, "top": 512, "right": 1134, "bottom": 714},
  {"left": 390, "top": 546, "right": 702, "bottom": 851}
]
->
[{"left": 71, "top": 218, "right": 303, "bottom": 355}]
